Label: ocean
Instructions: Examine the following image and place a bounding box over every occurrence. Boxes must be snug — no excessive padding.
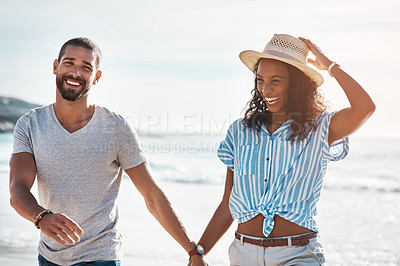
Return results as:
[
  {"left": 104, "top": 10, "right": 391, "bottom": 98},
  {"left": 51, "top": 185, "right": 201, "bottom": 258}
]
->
[{"left": 1, "top": 132, "right": 400, "bottom": 265}]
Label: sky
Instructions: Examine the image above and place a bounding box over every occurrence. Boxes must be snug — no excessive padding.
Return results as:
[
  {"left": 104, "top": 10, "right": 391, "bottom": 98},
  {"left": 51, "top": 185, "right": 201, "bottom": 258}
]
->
[{"left": 1, "top": 0, "right": 399, "bottom": 136}]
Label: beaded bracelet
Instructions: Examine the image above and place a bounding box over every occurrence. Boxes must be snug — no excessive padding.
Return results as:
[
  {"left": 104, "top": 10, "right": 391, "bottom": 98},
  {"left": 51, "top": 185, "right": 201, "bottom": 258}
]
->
[
  {"left": 328, "top": 62, "right": 340, "bottom": 77},
  {"left": 34, "top": 209, "right": 53, "bottom": 229}
]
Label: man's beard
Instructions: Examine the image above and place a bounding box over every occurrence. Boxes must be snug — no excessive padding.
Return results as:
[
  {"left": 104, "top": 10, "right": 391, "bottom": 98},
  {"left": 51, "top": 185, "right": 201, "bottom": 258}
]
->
[{"left": 56, "top": 74, "right": 90, "bottom": 101}]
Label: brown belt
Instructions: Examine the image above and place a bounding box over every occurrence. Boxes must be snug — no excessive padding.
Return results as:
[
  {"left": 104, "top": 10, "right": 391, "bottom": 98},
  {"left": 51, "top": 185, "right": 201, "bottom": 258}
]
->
[{"left": 235, "top": 231, "right": 317, "bottom": 248}]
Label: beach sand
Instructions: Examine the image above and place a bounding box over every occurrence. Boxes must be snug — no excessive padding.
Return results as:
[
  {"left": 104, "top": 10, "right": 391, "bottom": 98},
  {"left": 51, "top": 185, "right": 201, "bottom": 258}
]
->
[{"left": 1, "top": 179, "right": 399, "bottom": 265}]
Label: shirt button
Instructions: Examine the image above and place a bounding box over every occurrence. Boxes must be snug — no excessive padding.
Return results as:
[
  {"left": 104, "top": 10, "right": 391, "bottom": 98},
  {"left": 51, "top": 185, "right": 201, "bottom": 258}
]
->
[
  {"left": 264, "top": 179, "right": 267, "bottom": 182},
  {"left": 266, "top": 157, "right": 270, "bottom": 161}
]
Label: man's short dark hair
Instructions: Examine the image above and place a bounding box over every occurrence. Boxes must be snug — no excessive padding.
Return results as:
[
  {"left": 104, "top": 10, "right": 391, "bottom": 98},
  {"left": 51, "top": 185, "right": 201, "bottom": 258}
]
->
[{"left": 58, "top": 37, "right": 102, "bottom": 69}]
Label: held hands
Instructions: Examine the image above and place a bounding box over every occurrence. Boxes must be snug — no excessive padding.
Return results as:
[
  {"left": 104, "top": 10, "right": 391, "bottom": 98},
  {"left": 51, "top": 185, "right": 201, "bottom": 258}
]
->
[
  {"left": 38, "top": 212, "right": 84, "bottom": 245},
  {"left": 188, "top": 255, "right": 209, "bottom": 266},
  {"left": 299, "top": 37, "right": 333, "bottom": 72}
]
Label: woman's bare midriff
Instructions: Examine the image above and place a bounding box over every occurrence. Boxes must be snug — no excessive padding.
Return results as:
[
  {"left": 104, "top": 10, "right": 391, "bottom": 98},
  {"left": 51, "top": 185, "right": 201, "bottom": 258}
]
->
[{"left": 237, "top": 214, "right": 314, "bottom": 238}]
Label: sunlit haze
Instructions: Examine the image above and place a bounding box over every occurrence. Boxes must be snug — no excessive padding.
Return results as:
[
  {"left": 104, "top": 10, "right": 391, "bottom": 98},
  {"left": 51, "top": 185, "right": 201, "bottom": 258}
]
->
[{"left": 1, "top": 0, "right": 399, "bottom": 136}]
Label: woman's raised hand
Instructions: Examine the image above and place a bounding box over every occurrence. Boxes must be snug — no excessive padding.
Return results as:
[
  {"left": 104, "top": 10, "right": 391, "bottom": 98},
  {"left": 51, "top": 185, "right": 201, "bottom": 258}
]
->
[{"left": 299, "top": 37, "right": 332, "bottom": 71}]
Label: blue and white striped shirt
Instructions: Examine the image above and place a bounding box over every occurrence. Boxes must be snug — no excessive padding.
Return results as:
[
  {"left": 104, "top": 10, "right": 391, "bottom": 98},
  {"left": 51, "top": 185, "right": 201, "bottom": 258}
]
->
[{"left": 217, "top": 112, "right": 349, "bottom": 237}]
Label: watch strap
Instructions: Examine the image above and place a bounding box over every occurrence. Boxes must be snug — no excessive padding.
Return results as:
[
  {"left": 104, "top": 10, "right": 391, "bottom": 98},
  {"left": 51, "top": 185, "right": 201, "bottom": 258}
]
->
[{"left": 189, "top": 245, "right": 204, "bottom": 257}]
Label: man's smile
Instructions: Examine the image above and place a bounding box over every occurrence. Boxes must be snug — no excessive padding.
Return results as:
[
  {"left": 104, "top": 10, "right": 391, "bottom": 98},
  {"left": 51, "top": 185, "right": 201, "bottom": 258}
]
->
[{"left": 64, "top": 78, "right": 83, "bottom": 87}]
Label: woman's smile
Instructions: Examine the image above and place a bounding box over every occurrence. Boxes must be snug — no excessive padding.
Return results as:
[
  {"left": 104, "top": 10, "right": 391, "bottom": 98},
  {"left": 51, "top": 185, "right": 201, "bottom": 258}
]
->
[{"left": 264, "top": 96, "right": 280, "bottom": 105}]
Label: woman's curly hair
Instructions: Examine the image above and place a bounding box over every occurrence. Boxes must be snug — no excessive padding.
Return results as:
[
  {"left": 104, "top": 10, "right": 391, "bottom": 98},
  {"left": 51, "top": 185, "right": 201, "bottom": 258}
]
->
[{"left": 242, "top": 59, "right": 327, "bottom": 141}]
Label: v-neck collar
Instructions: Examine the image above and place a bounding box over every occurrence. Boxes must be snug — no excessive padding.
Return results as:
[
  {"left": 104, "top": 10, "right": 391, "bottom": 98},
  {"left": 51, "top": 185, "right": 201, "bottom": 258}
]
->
[{"left": 50, "top": 104, "right": 98, "bottom": 136}]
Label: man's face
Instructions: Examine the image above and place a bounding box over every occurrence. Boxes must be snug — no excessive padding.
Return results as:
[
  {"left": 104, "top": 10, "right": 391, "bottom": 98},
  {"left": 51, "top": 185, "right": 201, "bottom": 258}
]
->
[{"left": 53, "top": 45, "right": 101, "bottom": 101}]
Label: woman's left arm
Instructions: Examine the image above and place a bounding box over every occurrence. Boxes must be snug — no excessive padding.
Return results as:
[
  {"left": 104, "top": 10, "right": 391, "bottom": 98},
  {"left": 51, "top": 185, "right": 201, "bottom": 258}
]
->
[{"left": 300, "top": 37, "right": 376, "bottom": 146}]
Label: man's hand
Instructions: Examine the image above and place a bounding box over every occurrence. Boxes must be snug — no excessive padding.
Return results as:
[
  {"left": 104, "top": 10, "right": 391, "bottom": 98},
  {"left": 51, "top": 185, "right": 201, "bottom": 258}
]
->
[
  {"left": 38, "top": 212, "right": 84, "bottom": 245},
  {"left": 10, "top": 153, "right": 83, "bottom": 246},
  {"left": 188, "top": 255, "right": 209, "bottom": 266}
]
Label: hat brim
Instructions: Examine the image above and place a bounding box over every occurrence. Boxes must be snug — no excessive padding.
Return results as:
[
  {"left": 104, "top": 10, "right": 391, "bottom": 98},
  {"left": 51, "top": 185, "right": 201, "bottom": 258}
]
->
[{"left": 239, "top": 50, "right": 324, "bottom": 87}]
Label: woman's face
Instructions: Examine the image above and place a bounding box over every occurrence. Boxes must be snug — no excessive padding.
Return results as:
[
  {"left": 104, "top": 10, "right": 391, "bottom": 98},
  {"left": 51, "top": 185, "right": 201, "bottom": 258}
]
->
[{"left": 256, "top": 59, "right": 290, "bottom": 115}]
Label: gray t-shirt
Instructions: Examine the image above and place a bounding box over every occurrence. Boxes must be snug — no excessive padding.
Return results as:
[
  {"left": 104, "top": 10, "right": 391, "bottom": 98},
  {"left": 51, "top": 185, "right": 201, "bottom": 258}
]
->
[{"left": 12, "top": 104, "right": 146, "bottom": 265}]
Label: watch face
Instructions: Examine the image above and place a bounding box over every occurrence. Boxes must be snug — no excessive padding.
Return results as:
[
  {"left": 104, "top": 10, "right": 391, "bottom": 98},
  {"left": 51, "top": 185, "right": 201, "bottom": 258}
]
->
[{"left": 197, "top": 245, "right": 205, "bottom": 255}]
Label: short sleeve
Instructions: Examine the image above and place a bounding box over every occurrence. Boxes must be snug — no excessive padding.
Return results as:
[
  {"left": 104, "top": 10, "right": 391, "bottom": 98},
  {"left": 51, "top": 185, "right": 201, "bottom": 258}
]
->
[
  {"left": 217, "top": 123, "right": 235, "bottom": 170},
  {"left": 117, "top": 119, "right": 146, "bottom": 170},
  {"left": 12, "top": 115, "right": 33, "bottom": 155},
  {"left": 319, "top": 112, "right": 349, "bottom": 161}
]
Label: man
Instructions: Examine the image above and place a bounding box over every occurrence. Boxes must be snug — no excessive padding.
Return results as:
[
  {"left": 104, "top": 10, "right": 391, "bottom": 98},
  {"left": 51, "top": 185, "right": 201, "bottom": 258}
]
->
[{"left": 9, "top": 37, "right": 206, "bottom": 265}]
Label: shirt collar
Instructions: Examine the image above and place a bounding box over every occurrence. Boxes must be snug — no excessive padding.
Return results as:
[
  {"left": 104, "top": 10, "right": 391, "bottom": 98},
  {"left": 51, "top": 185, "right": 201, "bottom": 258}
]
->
[{"left": 261, "top": 119, "right": 293, "bottom": 139}]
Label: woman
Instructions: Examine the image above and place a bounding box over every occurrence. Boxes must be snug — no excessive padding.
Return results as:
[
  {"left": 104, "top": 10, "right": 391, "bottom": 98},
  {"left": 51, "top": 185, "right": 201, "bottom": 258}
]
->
[{"left": 189, "top": 34, "right": 375, "bottom": 265}]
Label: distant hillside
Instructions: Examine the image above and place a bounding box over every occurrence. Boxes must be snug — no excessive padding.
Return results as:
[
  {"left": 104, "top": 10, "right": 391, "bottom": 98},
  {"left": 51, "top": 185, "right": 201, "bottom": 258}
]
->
[{"left": 0, "top": 96, "right": 41, "bottom": 133}]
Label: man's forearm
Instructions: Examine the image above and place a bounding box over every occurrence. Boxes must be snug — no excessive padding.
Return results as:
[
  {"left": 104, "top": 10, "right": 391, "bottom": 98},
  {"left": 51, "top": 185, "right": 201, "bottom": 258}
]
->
[
  {"left": 10, "top": 183, "right": 44, "bottom": 223},
  {"left": 145, "top": 185, "right": 196, "bottom": 253},
  {"left": 9, "top": 153, "right": 42, "bottom": 223},
  {"left": 10, "top": 180, "right": 84, "bottom": 245}
]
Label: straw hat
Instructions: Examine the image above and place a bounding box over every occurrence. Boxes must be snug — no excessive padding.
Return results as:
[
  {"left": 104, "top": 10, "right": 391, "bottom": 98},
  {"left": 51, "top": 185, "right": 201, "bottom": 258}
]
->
[{"left": 239, "top": 34, "right": 324, "bottom": 86}]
